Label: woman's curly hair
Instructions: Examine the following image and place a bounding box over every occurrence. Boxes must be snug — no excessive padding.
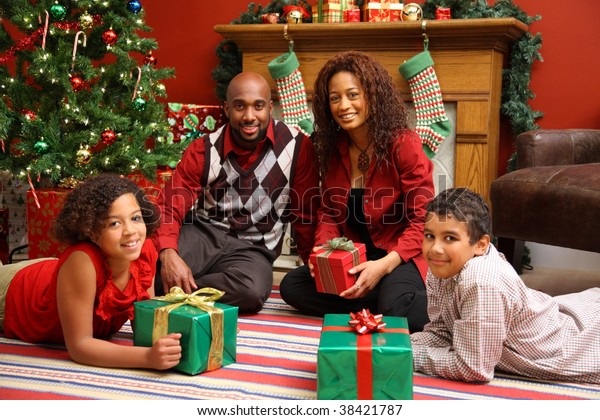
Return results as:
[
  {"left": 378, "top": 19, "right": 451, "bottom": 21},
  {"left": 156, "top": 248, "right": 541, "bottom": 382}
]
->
[
  {"left": 53, "top": 173, "right": 161, "bottom": 245},
  {"left": 312, "top": 50, "right": 410, "bottom": 176}
]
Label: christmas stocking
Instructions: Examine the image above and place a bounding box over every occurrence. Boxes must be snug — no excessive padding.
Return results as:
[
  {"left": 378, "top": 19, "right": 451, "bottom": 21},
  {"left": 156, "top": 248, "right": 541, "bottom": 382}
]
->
[
  {"left": 268, "top": 51, "right": 313, "bottom": 136},
  {"left": 399, "top": 51, "right": 451, "bottom": 158}
]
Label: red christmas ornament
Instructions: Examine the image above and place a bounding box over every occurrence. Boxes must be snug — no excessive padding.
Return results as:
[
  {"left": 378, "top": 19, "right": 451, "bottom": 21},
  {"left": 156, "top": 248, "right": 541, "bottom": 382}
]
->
[
  {"left": 102, "top": 29, "right": 118, "bottom": 46},
  {"left": 101, "top": 129, "right": 117, "bottom": 146},
  {"left": 20, "top": 109, "right": 37, "bottom": 121},
  {"left": 144, "top": 52, "right": 157, "bottom": 66},
  {"left": 70, "top": 74, "right": 85, "bottom": 92}
]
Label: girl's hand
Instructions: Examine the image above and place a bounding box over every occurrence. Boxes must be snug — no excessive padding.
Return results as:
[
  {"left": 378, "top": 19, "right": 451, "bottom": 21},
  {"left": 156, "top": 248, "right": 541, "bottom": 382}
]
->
[{"left": 149, "top": 333, "right": 182, "bottom": 370}]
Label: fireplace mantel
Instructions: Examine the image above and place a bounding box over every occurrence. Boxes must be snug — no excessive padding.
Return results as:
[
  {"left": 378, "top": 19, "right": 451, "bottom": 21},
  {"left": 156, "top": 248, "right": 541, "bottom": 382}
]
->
[{"left": 214, "top": 18, "right": 528, "bottom": 201}]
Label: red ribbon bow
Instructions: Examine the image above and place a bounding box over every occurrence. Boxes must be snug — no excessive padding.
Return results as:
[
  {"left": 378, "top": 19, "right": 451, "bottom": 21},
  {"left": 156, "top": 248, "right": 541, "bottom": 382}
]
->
[{"left": 348, "top": 309, "right": 386, "bottom": 334}]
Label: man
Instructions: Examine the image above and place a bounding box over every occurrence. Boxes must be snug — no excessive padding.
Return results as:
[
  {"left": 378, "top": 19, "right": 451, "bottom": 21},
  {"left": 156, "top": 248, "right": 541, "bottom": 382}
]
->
[{"left": 152, "top": 72, "right": 319, "bottom": 313}]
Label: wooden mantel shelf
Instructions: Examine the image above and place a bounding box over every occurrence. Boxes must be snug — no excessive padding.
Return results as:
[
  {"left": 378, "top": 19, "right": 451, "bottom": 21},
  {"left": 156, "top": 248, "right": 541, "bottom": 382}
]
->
[
  {"left": 214, "top": 18, "right": 527, "bottom": 53},
  {"left": 214, "top": 18, "right": 529, "bottom": 201}
]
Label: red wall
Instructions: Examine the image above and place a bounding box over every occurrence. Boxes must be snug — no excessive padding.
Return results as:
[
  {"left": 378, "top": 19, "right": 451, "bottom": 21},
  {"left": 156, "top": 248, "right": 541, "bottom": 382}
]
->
[{"left": 143, "top": 0, "right": 600, "bottom": 170}]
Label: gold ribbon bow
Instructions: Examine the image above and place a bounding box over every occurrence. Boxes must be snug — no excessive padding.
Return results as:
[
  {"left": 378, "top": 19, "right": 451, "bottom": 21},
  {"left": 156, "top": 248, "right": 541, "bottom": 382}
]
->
[{"left": 152, "top": 286, "right": 225, "bottom": 372}]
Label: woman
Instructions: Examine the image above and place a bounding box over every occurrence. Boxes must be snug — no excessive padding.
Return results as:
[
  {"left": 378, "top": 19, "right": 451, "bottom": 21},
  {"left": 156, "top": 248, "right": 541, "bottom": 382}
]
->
[
  {"left": 280, "top": 51, "right": 435, "bottom": 332},
  {"left": 0, "top": 173, "right": 182, "bottom": 369}
]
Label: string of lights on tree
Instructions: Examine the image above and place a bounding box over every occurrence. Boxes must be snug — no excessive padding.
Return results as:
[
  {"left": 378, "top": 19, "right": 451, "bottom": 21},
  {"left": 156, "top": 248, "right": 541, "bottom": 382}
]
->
[{"left": 0, "top": 0, "right": 185, "bottom": 188}]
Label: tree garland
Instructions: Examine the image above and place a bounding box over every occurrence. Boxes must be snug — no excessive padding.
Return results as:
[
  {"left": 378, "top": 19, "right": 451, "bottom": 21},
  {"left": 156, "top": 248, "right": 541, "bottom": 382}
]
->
[{"left": 212, "top": 0, "right": 543, "bottom": 171}]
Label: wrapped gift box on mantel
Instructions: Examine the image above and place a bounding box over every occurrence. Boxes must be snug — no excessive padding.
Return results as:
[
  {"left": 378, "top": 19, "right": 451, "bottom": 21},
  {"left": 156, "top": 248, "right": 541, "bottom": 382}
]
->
[
  {"left": 362, "top": 1, "right": 404, "bottom": 22},
  {"left": 313, "top": 0, "right": 356, "bottom": 23},
  {"left": 317, "top": 312, "right": 414, "bottom": 399},
  {"left": 134, "top": 287, "right": 238, "bottom": 375}
]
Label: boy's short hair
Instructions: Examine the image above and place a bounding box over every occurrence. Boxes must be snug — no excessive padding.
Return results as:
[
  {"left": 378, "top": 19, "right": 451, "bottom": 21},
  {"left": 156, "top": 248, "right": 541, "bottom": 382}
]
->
[{"left": 426, "top": 188, "right": 492, "bottom": 244}]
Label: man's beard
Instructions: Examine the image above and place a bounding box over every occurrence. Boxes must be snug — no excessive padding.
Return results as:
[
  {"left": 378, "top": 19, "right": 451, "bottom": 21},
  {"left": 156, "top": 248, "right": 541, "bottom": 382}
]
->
[{"left": 231, "top": 124, "right": 269, "bottom": 150}]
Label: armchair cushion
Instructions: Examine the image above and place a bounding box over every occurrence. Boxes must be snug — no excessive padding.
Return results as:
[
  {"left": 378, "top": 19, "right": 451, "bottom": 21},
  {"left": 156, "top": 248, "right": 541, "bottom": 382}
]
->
[{"left": 490, "top": 129, "right": 600, "bottom": 272}]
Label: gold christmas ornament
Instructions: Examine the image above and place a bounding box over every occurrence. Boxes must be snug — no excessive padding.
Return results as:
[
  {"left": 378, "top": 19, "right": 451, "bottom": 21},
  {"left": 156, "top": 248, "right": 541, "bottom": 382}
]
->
[
  {"left": 79, "top": 12, "right": 94, "bottom": 29},
  {"left": 401, "top": 3, "right": 423, "bottom": 21},
  {"left": 76, "top": 146, "right": 92, "bottom": 165}
]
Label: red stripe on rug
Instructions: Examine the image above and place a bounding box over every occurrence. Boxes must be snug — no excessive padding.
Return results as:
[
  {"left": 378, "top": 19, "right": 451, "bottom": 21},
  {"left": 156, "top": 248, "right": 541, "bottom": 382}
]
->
[
  {"left": 0, "top": 343, "right": 70, "bottom": 360},
  {"left": 203, "top": 366, "right": 316, "bottom": 391},
  {"left": 0, "top": 389, "right": 89, "bottom": 400},
  {"left": 414, "top": 374, "right": 585, "bottom": 400},
  {"left": 236, "top": 353, "right": 316, "bottom": 372},
  {"left": 240, "top": 313, "right": 322, "bottom": 327}
]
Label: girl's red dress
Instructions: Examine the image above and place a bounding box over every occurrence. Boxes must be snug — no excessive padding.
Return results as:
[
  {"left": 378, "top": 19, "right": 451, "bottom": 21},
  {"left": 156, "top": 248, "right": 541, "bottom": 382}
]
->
[{"left": 4, "top": 240, "right": 157, "bottom": 343}]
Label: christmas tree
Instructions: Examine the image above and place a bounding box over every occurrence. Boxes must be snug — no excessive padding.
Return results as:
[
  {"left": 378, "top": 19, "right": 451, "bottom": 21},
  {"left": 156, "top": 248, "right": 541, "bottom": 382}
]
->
[{"left": 0, "top": 0, "right": 185, "bottom": 188}]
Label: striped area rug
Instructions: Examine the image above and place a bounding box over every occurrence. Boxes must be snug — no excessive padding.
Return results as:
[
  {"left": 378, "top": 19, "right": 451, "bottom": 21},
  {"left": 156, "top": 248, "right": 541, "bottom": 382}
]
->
[{"left": 1, "top": 288, "right": 599, "bottom": 400}]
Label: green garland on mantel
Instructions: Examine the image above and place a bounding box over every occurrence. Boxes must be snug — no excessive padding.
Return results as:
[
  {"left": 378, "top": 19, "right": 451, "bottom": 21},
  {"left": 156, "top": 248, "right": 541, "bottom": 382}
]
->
[{"left": 212, "top": 0, "right": 543, "bottom": 170}]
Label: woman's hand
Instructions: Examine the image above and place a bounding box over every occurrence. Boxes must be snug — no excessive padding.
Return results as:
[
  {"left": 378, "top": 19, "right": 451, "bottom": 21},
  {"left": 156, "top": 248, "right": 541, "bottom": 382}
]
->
[
  {"left": 149, "top": 333, "right": 182, "bottom": 370},
  {"left": 307, "top": 245, "right": 324, "bottom": 278},
  {"left": 340, "top": 251, "right": 402, "bottom": 299}
]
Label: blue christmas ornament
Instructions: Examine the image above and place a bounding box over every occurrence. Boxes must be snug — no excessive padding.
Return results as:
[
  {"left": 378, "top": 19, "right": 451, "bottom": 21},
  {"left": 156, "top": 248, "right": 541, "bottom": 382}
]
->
[{"left": 126, "top": 0, "right": 142, "bottom": 14}]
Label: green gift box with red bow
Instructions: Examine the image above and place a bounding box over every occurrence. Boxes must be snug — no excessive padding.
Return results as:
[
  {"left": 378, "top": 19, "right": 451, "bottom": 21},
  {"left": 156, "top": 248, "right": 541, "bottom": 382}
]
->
[{"left": 317, "top": 313, "right": 413, "bottom": 400}]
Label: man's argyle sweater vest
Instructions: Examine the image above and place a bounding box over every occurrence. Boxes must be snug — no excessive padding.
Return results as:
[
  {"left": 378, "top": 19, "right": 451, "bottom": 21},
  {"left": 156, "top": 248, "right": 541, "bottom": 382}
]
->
[{"left": 196, "top": 121, "right": 303, "bottom": 254}]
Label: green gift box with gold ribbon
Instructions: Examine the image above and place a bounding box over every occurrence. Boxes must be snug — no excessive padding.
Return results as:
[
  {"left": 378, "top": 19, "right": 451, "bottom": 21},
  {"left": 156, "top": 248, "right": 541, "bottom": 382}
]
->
[
  {"left": 317, "top": 313, "right": 413, "bottom": 400},
  {"left": 133, "top": 287, "right": 238, "bottom": 375}
]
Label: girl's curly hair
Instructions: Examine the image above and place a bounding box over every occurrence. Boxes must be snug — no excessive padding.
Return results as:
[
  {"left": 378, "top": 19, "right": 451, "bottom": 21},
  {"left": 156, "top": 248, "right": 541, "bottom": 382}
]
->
[
  {"left": 53, "top": 173, "right": 160, "bottom": 245},
  {"left": 312, "top": 50, "right": 410, "bottom": 176}
]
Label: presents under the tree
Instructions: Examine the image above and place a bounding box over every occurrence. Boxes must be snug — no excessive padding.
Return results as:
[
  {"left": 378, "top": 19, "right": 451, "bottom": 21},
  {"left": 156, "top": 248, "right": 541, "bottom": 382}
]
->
[
  {"left": 343, "top": 7, "right": 361, "bottom": 22},
  {"left": 167, "top": 103, "right": 228, "bottom": 143},
  {"left": 310, "top": 238, "right": 366, "bottom": 294},
  {"left": 317, "top": 313, "right": 413, "bottom": 400},
  {"left": 133, "top": 287, "right": 238, "bottom": 375},
  {"left": 126, "top": 168, "right": 173, "bottom": 204},
  {"left": 26, "top": 189, "right": 69, "bottom": 259}
]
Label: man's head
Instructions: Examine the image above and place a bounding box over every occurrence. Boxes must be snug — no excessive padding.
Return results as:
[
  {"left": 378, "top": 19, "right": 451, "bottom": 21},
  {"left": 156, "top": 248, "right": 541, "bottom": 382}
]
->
[
  {"left": 224, "top": 72, "right": 273, "bottom": 150},
  {"left": 422, "top": 188, "right": 491, "bottom": 279}
]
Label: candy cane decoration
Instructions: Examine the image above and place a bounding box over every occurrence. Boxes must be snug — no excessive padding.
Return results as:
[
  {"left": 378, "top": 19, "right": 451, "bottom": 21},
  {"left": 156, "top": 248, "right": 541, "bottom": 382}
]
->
[
  {"left": 71, "top": 31, "right": 87, "bottom": 71},
  {"left": 130, "top": 66, "right": 142, "bottom": 101},
  {"left": 39, "top": 11, "right": 50, "bottom": 50}
]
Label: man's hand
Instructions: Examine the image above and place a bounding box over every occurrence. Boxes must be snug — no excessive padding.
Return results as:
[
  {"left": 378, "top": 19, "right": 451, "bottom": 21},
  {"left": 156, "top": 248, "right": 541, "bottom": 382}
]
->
[{"left": 159, "top": 248, "right": 197, "bottom": 294}]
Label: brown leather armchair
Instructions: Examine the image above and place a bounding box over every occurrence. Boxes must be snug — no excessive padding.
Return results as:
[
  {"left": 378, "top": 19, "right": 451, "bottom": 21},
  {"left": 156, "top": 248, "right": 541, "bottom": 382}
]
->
[{"left": 490, "top": 129, "right": 600, "bottom": 273}]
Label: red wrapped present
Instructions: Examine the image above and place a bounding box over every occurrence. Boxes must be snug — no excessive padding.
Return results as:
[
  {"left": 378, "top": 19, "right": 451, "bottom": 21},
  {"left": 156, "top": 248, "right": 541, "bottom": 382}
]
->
[
  {"left": 310, "top": 237, "right": 366, "bottom": 294},
  {"left": 361, "top": 1, "right": 403, "bottom": 22},
  {"left": 126, "top": 168, "right": 173, "bottom": 204},
  {"left": 343, "top": 8, "right": 361, "bottom": 22},
  {"left": 436, "top": 7, "right": 452, "bottom": 20},
  {"left": 26, "top": 189, "right": 69, "bottom": 259},
  {"left": 166, "top": 103, "right": 228, "bottom": 143}
]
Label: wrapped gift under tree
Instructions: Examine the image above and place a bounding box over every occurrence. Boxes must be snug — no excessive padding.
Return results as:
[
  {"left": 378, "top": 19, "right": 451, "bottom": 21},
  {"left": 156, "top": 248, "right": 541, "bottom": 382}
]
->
[
  {"left": 317, "top": 312, "right": 413, "bottom": 400},
  {"left": 167, "top": 103, "right": 228, "bottom": 143},
  {"left": 134, "top": 287, "right": 238, "bottom": 375},
  {"left": 310, "top": 237, "right": 366, "bottom": 294},
  {"left": 26, "top": 189, "right": 69, "bottom": 259}
]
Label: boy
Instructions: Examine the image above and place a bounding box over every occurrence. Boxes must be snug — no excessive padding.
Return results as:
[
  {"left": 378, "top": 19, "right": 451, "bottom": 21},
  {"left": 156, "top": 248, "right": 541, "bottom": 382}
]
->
[{"left": 411, "top": 187, "right": 600, "bottom": 384}]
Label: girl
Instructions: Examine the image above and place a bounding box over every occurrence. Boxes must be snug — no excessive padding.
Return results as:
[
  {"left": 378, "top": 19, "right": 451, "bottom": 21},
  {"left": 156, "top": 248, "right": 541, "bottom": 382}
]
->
[{"left": 0, "top": 173, "right": 181, "bottom": 370}]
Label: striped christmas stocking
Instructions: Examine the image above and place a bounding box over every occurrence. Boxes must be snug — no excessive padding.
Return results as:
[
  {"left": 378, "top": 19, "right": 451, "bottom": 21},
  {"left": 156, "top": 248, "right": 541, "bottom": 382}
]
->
[
  {"left": 268, "top": 51, "right": 313, "bottom": 136},
  {"left": 399, "top": 51, "right": 451, "bottom": 158}
]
